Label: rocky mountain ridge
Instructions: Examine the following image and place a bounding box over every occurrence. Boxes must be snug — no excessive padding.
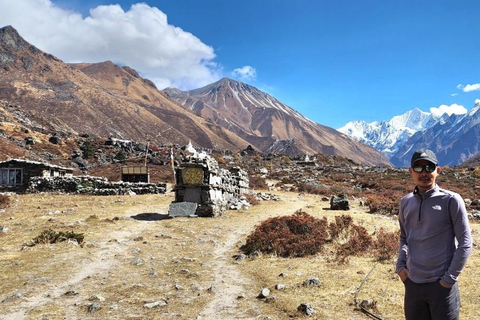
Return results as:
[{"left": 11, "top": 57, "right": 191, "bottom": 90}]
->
[
  {"left": 163, "top": 78, "right": 389, "bottom": 165},
  {"left": 0, "top": 25, "right": 388, "bottom": 166},
  {"left": 339, "top": 102, "right": 480, "bottom": 166}
]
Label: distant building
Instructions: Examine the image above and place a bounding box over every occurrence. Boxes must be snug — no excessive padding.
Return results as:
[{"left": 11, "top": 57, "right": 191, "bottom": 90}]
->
[
  {"left": 0, "top": 159, "right": 73, "bottom": 190},
  {"left": 121, "top": 166, "right": 150, "bottom": 183}
]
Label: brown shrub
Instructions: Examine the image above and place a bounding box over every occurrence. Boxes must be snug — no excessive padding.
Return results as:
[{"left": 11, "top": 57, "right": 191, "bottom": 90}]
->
[
  {"left": 373, "top": 228, "right": 400, "bottom": 261},
  {"left": 328, "top": 215, "right": 353, "bottom": 239},
  {"left": 244, "top": 193, "right": 260, "bottom": 206},
  {"left": 365, "top": 194, "right": 398, "bottom": 215},
  {"left": 249, "top": 175, "right": 268, "bottom": 189},
  {"left": 0, "top": 194, "right": 10, "bottom": 209},
  {"left": 297, "top": 182, "right": 330, "bottom": 195},
  {"left": 336, "top": 225, "right": 373, "bottom": 262},
  {"left": 240, "top": 210, "right": 329, "bottom": 257}
]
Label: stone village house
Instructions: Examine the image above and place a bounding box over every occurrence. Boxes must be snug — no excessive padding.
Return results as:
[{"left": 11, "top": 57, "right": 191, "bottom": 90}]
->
[{"left": 0, "top": 159, "right": 73, "bottom": 190}]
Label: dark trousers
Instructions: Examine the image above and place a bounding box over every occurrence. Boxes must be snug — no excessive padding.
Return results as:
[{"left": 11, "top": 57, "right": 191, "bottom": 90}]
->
[{"left": 404, "top": 278, "right": 460, "bottom": 320}]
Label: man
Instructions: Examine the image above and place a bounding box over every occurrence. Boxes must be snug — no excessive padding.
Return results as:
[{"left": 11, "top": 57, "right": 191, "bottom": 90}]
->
[{"left": 396, "top": 149, "right": 472, "bottom": 320}]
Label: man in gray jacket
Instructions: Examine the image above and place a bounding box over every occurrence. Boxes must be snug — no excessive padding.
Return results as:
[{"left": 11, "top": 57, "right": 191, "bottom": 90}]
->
[{"left": 396, "top": 149, "right": 472, "bottom": 320}]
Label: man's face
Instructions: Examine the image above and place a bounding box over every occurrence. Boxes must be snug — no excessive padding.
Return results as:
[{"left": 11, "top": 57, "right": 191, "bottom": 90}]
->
[{"left": 409, "top": 159, "right": 441, "bottom": 193}]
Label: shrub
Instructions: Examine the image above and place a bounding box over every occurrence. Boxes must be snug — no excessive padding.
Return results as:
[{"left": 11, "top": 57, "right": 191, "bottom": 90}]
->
[
  {"left": 32, "top": 229, "right": 85, "bottom": 245},
  {"left": 328, "top": 215, "right": 353, "bottom": 239},
  {"left": 373, "top": 228, "right": 400, "bottom": 261},
  {"left": 114, "top": 150, "right": 127, "bottom": 162},
  {"left": 336, "top": 225, "right": 373, "bottom": 262},
  {"left": 241, "top": 210, "right": 329, "bottom": 257},
  {"left": 241, "top": 212, "right": 400, "bottom": 263},
  {"left": 0, "top": 194, "right": 10, "bottom": 209},
  {"left": 244, "top": 193, "right": 260, "bottom": 206},
  {"left": 80, "top": 140, "right": 96, "bottom": 159},
  {"left": 249, "top": 176, "right": 268, "bottom": 189},
  {"left": 471, "top": 167, "right": 480, "bottom": 179},
  {"left": 365, "top": 195, "right": 398, "bottom": 215}
]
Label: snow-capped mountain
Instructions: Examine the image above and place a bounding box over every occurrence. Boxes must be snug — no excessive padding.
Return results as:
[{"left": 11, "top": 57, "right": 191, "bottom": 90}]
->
[
  {"left": 338, "top": 108, "right": 440, "bottom": 157},
  {"left": 339, "top": 101, "right": 480, "bottom": 166}
]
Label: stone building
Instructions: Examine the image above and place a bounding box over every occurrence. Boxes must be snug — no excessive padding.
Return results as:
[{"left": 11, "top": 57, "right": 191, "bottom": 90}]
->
[
  {"left": 0, "top": 159, "right": 73, "bottom": 190},
  {"left": 169, "top": 153, "right": 249, "bottom": 217}
]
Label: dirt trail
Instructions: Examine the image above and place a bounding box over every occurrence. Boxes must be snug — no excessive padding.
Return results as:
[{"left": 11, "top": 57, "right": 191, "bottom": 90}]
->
[
  {"left": 197, "top": 193, "right": 312, "bottom": 320},
  {"left": 0, "top": 216, "right": 154, "bottom": 320}
]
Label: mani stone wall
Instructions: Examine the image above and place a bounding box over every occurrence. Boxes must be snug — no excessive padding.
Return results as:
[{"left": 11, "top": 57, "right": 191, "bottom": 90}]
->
[
  {"left": 169, "top": 154, "right": 249, "bottom": 217},
  {"left": 27, "top": 176, "right": 167, "bottom": 195}
]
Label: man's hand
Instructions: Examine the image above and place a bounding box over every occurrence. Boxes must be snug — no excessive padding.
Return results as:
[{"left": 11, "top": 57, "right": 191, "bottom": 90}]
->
[
  {"left": 439, "top": 279, "right": 453, "bottom": 288},
  {"left": 398, "top": 268, "right": 409, "bottom": 282}
]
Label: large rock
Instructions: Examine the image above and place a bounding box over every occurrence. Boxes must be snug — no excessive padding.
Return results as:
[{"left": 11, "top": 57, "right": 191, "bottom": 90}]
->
[{"left": 330, "top": 194, "right": 350, "bottom": 210}]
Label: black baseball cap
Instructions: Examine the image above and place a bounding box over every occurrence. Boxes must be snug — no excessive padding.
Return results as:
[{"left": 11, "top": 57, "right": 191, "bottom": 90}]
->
[{"left": 411, "top": 149, "right": 438, "bottom": 166}]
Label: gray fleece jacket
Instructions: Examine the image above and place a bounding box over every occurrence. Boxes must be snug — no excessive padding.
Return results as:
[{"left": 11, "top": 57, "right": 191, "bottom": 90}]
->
[{"left": 396, "top": 184, "right": 472, "bottom": 285}]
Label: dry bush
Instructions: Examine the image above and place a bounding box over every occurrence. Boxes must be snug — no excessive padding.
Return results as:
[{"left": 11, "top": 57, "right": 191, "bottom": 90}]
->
[
  {"left": 365, "top": 194, "right": 398, "bottom": 215},
  {"left": 336, "top": 225, "right": 373, "bottom": 263},
  {"left": 241, "top": 211, "right": 398, "bottom": 264},
  {"left": 297, "top": 182, "right": 330, "bottom": 195},
  {"left": 244, "top": 193, "right": 260, "bottom": 206},
  {"left": 0, "top": 194, "right": 10, "bottom": 209},
  {"left": 240, "top": 209, "right": 329, "bottom": 257},
  {"left": 31, "top": 229, "right": 85, "bottom": 245},
  {"left": 373, "top": 228, "right": 400, "bottom": 261},
  {"left": 328, "top": 215, "right": 353, "bottom": 239},
  {"left": 249, "top": 175, "right": 268, "bottom": 189}
]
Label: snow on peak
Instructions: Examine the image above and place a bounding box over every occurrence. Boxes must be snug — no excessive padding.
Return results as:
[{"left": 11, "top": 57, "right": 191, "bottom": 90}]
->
[{"left": 338, "top": 103, "right": 471, "bottom": 158}]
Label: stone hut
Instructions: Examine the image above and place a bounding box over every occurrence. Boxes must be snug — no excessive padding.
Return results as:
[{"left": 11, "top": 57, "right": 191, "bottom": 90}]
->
[
  {"left": 0, "top": 158, "right": 73, "bottom": 191},
  {"left": 169, "top": 153, "right": 249, "bottom": 217}
]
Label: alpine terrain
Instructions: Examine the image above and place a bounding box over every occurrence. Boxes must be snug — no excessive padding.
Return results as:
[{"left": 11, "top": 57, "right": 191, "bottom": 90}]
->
[
  {"left": 0, "top": 25, "right": 388, "bottom": 166},
  {"left": 338, "top": 101, "right": 480, "bottom": 166},
  {"left": 163, "top": 78, "right": 389, "bottom": 165}
]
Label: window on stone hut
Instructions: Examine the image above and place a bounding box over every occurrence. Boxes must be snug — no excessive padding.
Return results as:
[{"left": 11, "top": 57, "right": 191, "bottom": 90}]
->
[{"left": 0, "top": 168, "right": 23, "bottom": 186}]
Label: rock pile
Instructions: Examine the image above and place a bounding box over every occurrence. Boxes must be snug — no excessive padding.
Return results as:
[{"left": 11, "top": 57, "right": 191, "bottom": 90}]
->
[{"left": 27, "top": 176, "right": 166, "bottom": 195}]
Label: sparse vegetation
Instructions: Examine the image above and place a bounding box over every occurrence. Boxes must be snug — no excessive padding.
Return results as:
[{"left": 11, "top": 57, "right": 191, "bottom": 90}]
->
[
  {"left": 0, "top": 194, "right": 10, "bottom": 209},
  {"left": 31, "top": 229, "right": 85, "bottom": 245},
  {"left": 241, "top": 209, "right": 329, "bottom": 257},
  {"left": 242, "top": 211, "right": 400, "bottom": 264}
]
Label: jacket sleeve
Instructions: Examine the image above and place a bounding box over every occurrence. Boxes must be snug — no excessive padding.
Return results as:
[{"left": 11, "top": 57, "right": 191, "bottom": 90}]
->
[
  {"left": 396, "top": 202, "right": 408, "bottom": 274},
  {"left": 442, "top": 193, "right": 472, "bottom": 285}
]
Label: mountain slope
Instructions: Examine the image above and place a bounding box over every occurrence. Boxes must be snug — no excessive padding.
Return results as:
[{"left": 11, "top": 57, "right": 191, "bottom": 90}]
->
[
  {"left": 164, "top": 78, "right": 389, "bottom": 165},
  {"left": 389, "top": 105, "right": 480, "bottom": 166},
  {"left": 0, "top": 25, "right": 250, "bottom": 152},
  {"left": 339, "top": 101, "right": 480, "bottom": 166}
]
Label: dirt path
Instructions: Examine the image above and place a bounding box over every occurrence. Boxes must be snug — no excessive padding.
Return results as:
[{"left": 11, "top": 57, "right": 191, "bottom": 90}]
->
[
  {"left": 0, "top": 216, "right": 154, "bottom": 320},
  {"left": 197, "top": 192, "right": 312, "bottom": 319}
]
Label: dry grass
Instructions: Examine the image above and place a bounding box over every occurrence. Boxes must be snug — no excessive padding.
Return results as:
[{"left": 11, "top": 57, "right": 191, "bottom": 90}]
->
[{"left": 0, "top": 191, "right": 479, "bottom": 320}]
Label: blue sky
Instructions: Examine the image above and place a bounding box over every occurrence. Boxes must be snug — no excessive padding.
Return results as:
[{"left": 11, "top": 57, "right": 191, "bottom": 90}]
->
[{"left": 1, "top": 0, "right": 479, "bottom": 129}]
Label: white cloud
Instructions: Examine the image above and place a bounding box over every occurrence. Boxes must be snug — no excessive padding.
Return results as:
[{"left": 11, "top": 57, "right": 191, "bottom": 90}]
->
[
  {"left": 450, "top": 93, "right": 458, "bottom": 97},
  {"left": 0, "top": 0, "right": 221, "bottom": 90},
  {"left": 476, "top": 99, "right": 480, "bottom": 105},
  {"left": 232, "top": 65, "right": 257, "bottom": 81},
  {"left": 457, "top": 83, "right": 480, "bottom": 92},
  {"left": 429, "top": 104, "right": 467, "bottom": 117}
]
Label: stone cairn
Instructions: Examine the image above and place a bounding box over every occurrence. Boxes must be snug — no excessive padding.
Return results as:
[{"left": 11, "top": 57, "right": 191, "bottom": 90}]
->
[
  {"left": 27, "top": 175, "right": 167, "bottom": 195},
  {"left": 169, "top": 152, "right": 249, "bottom": 217}
]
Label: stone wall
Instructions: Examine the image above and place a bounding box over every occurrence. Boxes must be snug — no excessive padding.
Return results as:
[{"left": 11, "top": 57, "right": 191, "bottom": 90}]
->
[
  {"left": 27, "top": 176, "right": 166, "bottom": 195},
  {"left": 170, "top": 153, "right": 249, "bottom": 217}
]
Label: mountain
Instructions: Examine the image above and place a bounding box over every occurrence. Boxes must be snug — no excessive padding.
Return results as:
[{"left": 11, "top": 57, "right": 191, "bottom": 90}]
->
[
  {"left": 390, "top": 104, "right": 480, "bottom": 166},
  {"left": 339, "top": 102, "right": 480, "bottom": 166},
  {"left": 163, "top": 78, "right": 389, "bottom": 165},
  {"left": 338, "top": 108, "right": 440, "bottom": 158},
  {"left": 0, "top": 25, "right": 388, "bottom": 166},
  {"left": 0, "top": 25, "right": 250, "bottom": 153}
]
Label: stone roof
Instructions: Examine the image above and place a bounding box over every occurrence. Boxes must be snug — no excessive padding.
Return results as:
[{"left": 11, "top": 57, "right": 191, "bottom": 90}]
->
[{"left": 0, "top": 158, "right": 73, "bottom": 171}]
